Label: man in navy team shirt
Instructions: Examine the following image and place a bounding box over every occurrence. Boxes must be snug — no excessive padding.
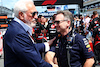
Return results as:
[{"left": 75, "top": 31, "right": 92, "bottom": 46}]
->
[{"left": 45, "top": 10, "right": 95, "bottom": 67}]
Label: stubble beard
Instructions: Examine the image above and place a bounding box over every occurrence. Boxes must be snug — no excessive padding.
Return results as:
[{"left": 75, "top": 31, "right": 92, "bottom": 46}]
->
[{"left": 24, "top": 15, "right": 36, "bottom": 27}]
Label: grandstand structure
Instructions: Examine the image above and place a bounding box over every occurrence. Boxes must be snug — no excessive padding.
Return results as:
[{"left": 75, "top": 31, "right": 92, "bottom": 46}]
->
[
  {"left": 83, "top": 0, "right": 100, "bottom": 16},
  {"left": 0, "top": 6, "right": 13, "bottom": 18}
]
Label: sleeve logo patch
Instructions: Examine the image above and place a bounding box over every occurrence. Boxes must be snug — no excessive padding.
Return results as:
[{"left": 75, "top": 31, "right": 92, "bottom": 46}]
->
[
  {"left": 83, "top": 38, "right": 89, "bottom": 45},
  {"left": 83, "top": 38, "right": 92, "bottom": 52}
]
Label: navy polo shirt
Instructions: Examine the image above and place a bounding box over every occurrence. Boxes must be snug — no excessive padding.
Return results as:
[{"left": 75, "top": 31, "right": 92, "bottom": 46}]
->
[{"left": 50, "top": 31, "right": 94, "bottom": 67}]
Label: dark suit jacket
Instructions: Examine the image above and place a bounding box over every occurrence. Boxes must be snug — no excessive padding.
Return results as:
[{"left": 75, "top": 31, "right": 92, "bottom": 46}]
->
[{"left": 4, "top": 20, "right": 52, "bottom": 67}]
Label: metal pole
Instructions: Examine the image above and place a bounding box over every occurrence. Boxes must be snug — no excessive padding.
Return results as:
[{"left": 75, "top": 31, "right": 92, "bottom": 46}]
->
[
  {"left": 1, "top": 0, "right": 3, "bottom": 14},
  {"left": 78, "top": 5, "right": 80, "bottom": 18}
]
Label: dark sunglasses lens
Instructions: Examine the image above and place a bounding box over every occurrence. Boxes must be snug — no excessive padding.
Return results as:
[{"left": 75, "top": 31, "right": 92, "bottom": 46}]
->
[
  {"left": 54, "top": 21, "right": 60, "bottom": 24},
  {"left": 32, "top": 12, "right": 38, "bottom": 16}
]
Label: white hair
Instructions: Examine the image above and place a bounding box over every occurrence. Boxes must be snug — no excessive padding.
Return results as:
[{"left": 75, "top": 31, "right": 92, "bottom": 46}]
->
[{"left": 14, "top": 0, "right": 34, "bottom": 17}]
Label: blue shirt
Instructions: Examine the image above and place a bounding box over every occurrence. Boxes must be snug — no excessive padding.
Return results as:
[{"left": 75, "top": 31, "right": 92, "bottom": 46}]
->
[{"left": 14, "top": 17, "right": 32, "bottom": 36}]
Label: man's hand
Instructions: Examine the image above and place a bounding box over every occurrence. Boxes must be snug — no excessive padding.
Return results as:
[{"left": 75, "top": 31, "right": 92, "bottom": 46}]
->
[
  {"left": 83, "top": 57, "right": 94, "bottom": 67},
  {"left": 48, "top": 37, "right": 56, "bottom": 46},
  {"left": 52, "top": 64, "right": 59, "bottom": 67},
  {"left": 41, "top": 29, "right": 47, "bottom": 34}
]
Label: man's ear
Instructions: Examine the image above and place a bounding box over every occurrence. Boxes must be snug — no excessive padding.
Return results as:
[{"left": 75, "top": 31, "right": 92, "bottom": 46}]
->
[
  {"left": 67, "top": 21, "right": 71, "bottom": 26},
  {"left": 19, "top": 11, "right": 24, "bottom": 20},
  {"left": 66, "top": 20, "right": 71, "bottom": 29}
]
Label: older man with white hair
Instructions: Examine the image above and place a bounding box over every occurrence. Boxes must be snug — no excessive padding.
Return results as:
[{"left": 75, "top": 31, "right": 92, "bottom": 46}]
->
[{"left": 4, "top": 0, "right": 58, "bottom": 67}]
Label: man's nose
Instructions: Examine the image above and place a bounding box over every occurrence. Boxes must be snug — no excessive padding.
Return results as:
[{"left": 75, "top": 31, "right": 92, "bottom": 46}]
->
[{"left": 34, "top": 14, "right": 38, "bottom": 19}]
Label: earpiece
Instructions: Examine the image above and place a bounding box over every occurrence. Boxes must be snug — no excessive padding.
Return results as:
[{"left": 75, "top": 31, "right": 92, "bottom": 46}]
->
[{"left": 69, "top": 27, "right": 70, "bottom": 29}]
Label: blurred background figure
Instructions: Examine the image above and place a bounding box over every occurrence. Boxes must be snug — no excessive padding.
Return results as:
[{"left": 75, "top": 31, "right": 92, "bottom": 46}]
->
[
  {"left": 34, "top": 15, "right": 47, "bottom": 43},
  {"left": 92, "top": 18, "right": 100, "bottom": 65},
  {"left": 74, "top": 16, "right": 80, "bottom": 33},
  {"left": 79, "top": 15, "right": 85, "bottom": 36},
  {"left": 46, "top": 14, "right": 58, "bottom": 40}
]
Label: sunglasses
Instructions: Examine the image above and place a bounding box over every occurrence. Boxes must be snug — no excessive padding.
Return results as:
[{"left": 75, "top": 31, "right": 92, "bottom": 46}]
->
[
  {"left": 32, "top": 12, "right": 38, "bottom": 17},
  {"left": 54, "top": 20, "right": 68, "bottom": 24}
]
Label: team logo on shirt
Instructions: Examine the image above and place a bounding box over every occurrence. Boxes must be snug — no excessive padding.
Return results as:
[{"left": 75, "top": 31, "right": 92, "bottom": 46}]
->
[
  {"left": 83, "top": 38, "right": 92, "bottom": 52},
  {"left": 86, "top": 44, "right": 92, "bottom": 52},
  {"left": 83, "top": 38, "right": 89, "bottom": 45},
  {"left": 51, "top": 24, "right": 55, "bottom": 29}
]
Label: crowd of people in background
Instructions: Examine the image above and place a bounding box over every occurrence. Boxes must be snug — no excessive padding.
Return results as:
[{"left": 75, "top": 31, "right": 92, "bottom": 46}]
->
[{"left": 32, "top": 11, "right": 100, "bottom": 44}]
